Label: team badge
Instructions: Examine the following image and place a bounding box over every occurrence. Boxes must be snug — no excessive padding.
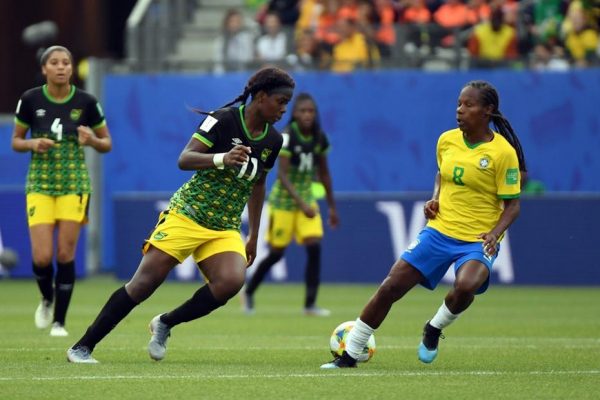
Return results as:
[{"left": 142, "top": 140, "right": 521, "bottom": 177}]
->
[
  {"left": 70, "top": 109, "right": 82, "bottom": 121},
  {"left": 153, "top": 231, "right": 168, "bottom": 240},
  {"left": 479, "top": 156, "right": 490, "bottom": 168},
  {"left": 406, "top": 239, "right": 420, "bottom": 252},
  {"left": 29, "top": 206, "right": 36, "bottom": 217},
  {"left": 260, "top": 148, "right": 272, "bottom": 162}
]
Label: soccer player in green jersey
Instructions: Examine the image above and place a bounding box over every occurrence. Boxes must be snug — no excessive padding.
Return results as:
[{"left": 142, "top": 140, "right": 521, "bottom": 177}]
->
[
  {"left": 243, "top": 93, "right": 339, "bottom": 316},
  {"left": 12, "top": 46, "right": 112, "bottom": 337},
  {"left": 67, "top": 67, "right": 295, "bottom": 363},
  {"left": 322, "top": 80, "right": 526, "bottom": 368}
]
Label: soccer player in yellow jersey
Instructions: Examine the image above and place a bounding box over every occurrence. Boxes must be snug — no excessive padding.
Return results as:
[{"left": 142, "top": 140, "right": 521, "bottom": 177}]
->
[
  {"left": 322, "top": 80, "right": 526, "bottom": 368},
  {"left": 67, "top": 67, "right": 295, "bottom": 363}
]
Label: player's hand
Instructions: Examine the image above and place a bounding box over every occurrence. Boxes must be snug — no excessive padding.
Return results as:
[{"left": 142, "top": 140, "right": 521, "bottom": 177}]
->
[
  {"left": 424, "top": 199, "right": 439, "bottom": 220},
  {"left": 77, "top": 126, "right": 95, "bottom": 146},
  {"left": 224, "top": 145, "right": 251, "bottom": 167},
  {"left": 245, "top": 236, "right": 258, "bottom": 267},
  {"left": 328, "top": 207, "right": 339, "bottom": 228},
  {"left": 31, "top": 138, "right": 55, "bottom": 153},
  {"left": 301, "top": 203, "right": 317, "bottom": 219},
  {"left": 478, "top": 232, "right": 499, "bottom": 257}
]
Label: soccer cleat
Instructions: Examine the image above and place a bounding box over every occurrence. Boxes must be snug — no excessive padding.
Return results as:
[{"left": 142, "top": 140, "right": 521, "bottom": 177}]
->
[
  {"left": 148, "top": 314, "right": 171, "bottom": 361},
  {"left": 35, "top": 299, "right": 53, "bottom": 329},
  {"left": 67, "top": 346, "right": 98, "bottom": 364},
  {"left": 320, "top": 351, "right": 357, "bottom": 369},
  {"left": 304, "top": 306, "right": 331, "bottom": 317},
  {"left": 50, "top": 322, "right": 69, "bottom": 337},
  {"left": 418, "top": 321, "right": 444, "bottom": 364},
  {"left": 241, "top": 291, "right": 255, "bottom": 315}
]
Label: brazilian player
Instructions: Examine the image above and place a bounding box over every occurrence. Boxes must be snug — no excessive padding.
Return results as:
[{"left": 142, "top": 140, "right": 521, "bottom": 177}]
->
[
  {"left": 322, "top": 80, "right": 526, "bottom": 368},
  {"left": 67, "top": 67, "right": 295, "bottom": 363},
  {"left": 243, "top": 93, "right": 338, "bottom": 316},
  {"left": 11, "top": 46, "right": 112, "bottom": 337}
]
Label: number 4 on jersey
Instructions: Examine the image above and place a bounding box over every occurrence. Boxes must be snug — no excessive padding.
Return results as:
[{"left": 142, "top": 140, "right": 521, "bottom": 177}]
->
[{"left": 51, "top": 118, "right": 63, "bottom": 141}]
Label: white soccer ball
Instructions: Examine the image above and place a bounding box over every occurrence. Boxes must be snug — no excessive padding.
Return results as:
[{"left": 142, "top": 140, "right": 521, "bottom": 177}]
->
[{"left": 329, "top": 320, "right": 376, "bottom": 362}]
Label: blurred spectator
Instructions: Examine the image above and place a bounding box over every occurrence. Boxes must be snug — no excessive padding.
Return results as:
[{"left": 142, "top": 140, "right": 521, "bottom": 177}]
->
[
  {"left": 401, "top": 0, "right": 433, "bottom": 55},
  {"left": 257, "top": 0, "right": 301, "bottom": 26},
  {"left": 213, "top": 9, "right": 256, "bottom": 73},
  {"left": 529, "top": 0, "right": 568, "bottom": 45},
  {"left": 287, "top": 28, "right": 325, "bottom": 69},
  {"left": 296, "top": 0, "right": 322, "bottom": 34},
  {"left": 468, "top": 7, "right": 518, "bottom": 68},
  {"left": 256, "top": 12, "right": 289, "bottom": 62},
  {"left": 467, "top": 0, "right": 491, "bottom": 25},
  {"left": 563, "top": 7, "right": 599, "bottom": 67},
  {"left": 431, "top": 0, "right": 473, "bottom": 47},
  {"left": 315, "top": 0, "right": 342, "bottom": 45},
  {"left": 372, "top": 0, "right": 398, "bottom": 57},
  {"left": 331, "top": 17, "right": 380, "bottom": 72},
  {"left": 530, "top": 43, "right": 570, "bottom": 70}
]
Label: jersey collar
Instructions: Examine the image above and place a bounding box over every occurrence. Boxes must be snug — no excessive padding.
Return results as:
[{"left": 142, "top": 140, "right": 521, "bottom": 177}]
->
[
  {"left": 42, "top": 84, "right": 76, "bottom": 104},
  {"left": 238, "top": 105, "right": 269, "bottom": 141}
]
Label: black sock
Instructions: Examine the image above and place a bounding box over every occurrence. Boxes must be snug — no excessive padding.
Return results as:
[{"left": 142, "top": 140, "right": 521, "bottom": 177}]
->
[
  {"left": 160, "top": 285, "right": 225, "bottom": 327},
  {"left": 54, "top": 260, "right": 75, "bottom": 325},
  {"left": 304, "top": 243, "right": 321, "bottom": 308},
  {"left": 245, "top": 250, "right": 284, "bottom": 296},
  {"left": 32, "top": 262, "right": 54, "bottom": 303},
  {"left": 74, "top": 286, "right": 138, "bottom": 352}
]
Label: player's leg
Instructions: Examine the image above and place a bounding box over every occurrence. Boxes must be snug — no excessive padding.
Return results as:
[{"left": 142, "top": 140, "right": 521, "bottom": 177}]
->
[
  {"left": 244, "top": 208, "right": 292, "bottom": 313},
  {"left": 297, "top": 205, "right": 326, "bottom": 315},
  {"left": 149, "top": 251, "right": 246, "bottom": 361},
  {"left": 419, "top": 248, "right": 492, "bottom": 364},
  {"left": 50, "top": 220, "right": 81, "bottom": 336},
  {"left": 51, "top": 194, "right": 89, "bottom": 336},
  {"left": 321, "top": 259, "right": 423, "bottom": 368},
  {"left": 27, "top": 193, "right": 57, "bottom": 330},
  {"left": 67, "top": 246, "right": 178, "bottom": 363}
]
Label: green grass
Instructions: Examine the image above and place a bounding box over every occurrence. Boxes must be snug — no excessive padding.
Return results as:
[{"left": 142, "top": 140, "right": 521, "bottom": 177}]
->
[{"left": 1, "top": 277, "right": 599, "bottom": 399}]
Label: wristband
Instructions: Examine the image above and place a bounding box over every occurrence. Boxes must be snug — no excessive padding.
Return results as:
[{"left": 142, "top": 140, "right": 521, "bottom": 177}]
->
[{"left": 213, "top": 153, "right": 226, "bottom": 169}]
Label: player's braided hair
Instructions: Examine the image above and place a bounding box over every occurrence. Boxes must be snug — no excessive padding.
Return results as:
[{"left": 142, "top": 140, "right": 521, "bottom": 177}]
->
[
  {"left": 288, "top": 92, "right": 323, "bottom": 136},
  {"left": 221, "top": 67, "right": 295, "bottom": 108},
  {"left": 40, "top": 45, "right": 73, "bottom": 66},
  {"left": 466, "top": 80, "right": 527, "bottom": 172}
]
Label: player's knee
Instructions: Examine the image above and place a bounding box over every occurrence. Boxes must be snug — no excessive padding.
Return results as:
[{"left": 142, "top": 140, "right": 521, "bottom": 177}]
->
[
  {"left": 33, "top": 253, "right": 53, "bottom": 267},
  {"left": 453, "top": 280, "right": 480, "bottom": 296}
]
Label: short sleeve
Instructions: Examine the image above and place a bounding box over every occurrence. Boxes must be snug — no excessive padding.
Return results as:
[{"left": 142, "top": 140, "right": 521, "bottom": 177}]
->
[
  {"left": 317, "top": 132, "right": 331, "bottom": 155},
  {"left": 87, "top": 95, "right": 106, "bottom": 129},
  {"left": 192, "top": 109, "right": 228, "bottom": 148},
  {"left": 435, "top": 134, "right": 444, "bottom": 170},
  {"left": 14, "top": 94, "right": 32, "bottom": 128},
  {"left": 264, "top": 135, "right": 283, "bottom": 170},
  {"left": 496, "top": 147, "right": 521, "bottom": 198}
]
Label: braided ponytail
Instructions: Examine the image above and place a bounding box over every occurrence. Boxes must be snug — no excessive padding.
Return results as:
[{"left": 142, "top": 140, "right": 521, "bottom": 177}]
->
[{"left": 465, "top": 81, "right": 527, "bottom": 172}]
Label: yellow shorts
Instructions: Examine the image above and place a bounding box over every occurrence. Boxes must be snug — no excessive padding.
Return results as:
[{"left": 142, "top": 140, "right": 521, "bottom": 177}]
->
[
  {"left": 143, "top": 211, "right": 246, "bottom": 263},
  {"left": 265, "top": 205, "right": 323, "bottom": 248},
  {"left": 26, "top": 193, "right": 89, "bottom": 226}
]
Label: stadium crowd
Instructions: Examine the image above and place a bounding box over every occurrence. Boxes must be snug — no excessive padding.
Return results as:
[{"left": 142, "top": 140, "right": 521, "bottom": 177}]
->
[{"left": 213, "top": 0, "right": 600, "bottom": 72}]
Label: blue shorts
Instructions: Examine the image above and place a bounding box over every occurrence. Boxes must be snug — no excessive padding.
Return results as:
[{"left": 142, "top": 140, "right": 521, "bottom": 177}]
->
[{"left": 401, "top": 227, "right": 499, "bottom": 294}]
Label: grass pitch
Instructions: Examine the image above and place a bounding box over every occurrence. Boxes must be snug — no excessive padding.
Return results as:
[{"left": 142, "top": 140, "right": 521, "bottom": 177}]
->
[{"left": 0, "top": 277, "right": 598, "bottom": 399}]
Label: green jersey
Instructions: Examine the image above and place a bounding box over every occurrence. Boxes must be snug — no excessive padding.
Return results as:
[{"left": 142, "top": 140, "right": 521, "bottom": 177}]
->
[
  {"left": 14, "top": 85, "right": 106, "bottom": 195},
  {"left": 168, "top": 106, "right": 283, "bottom": 231},
  {"left": 268, "top": 121, "right": 330, "bottom": 210}
]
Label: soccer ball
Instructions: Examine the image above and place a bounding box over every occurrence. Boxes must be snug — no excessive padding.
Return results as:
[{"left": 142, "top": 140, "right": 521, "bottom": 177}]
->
[
  {"left": 0, "top": 248, "right": 19, "bottom": 270},
  {"left": 329, "top": 320, "right": 376, "bottom": 362}
]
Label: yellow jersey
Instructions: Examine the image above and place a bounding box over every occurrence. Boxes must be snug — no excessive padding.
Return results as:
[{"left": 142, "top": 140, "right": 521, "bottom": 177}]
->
[{"left": 427, "top": 128, "right": 520, "bottom": 242}]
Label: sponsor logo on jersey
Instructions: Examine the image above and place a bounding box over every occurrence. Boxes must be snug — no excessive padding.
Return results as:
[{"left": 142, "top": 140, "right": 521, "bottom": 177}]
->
[
  {"left": 231, "top": 137, "right": 243, "bottom": 146},
  {"left": 199, "top": 115, "right": 218, "bottom": 132},
  {"left": 70, "top": 109, "right": 82, "bottom": 121},
  {"left": 260, "top": 148, "right": 272, "bottom": 162},
  {"left": 35, "top": 109, "right": 46, "bottom": 118}
]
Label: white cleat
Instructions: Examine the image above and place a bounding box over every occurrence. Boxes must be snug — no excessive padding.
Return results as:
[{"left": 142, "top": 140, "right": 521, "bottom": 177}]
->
[
  {"left": 304, "top": 306, "right": 331, "bottom": 317},
  {"left": 67, "top": 346, "right": 98, "bottom": 364},
  {"left": 35, "top": 299, "right": 53, "bottom": 329},
  {"left": 148, "top": 314, "right": 171, "bottom": 361},
  {"left": 50, "top": 322, "right": 69, "bottom": 337}
]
